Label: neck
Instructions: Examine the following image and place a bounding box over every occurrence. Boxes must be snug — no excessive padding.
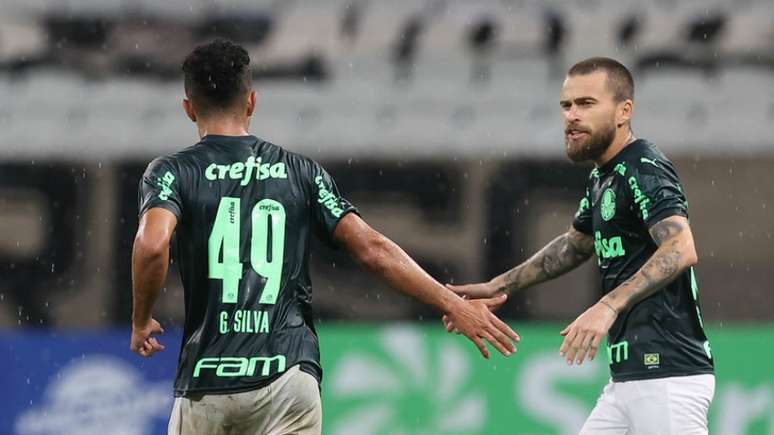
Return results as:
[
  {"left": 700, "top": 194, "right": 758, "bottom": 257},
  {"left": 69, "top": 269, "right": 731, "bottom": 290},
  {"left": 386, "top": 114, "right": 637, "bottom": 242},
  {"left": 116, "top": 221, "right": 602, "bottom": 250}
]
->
[
  {"left": 196, "top": 114, "right": 250, "bottom": 139},
  {"left": 593, "top": 128, "right": 634, "bottom": 167}
]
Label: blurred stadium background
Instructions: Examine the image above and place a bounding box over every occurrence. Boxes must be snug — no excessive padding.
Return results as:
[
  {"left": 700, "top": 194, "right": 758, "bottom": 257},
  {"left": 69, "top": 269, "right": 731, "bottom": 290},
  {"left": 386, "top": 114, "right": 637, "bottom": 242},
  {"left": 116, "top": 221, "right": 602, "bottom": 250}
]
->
[{"left": 1, "top": 0, "right": 772, "bottom": 434}]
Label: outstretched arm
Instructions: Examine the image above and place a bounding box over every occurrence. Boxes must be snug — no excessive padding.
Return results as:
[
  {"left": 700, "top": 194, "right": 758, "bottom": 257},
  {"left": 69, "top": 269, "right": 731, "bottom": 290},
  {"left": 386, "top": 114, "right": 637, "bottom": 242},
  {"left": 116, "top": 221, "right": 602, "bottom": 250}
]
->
[
  {"left": 559, "top": 215, "right": 698, "bottom": 365},
  {"left": 130, "top": 208, "right": 177, "bottom": 357},
  {"left": 493, "top": 226, "right": 595, "bottom": 294},
  {"left": 334, "top": 213, "right": 520, "bottom": 358},
  {"left": 447, "top": 226, "right": 594, "bottom": 303}
]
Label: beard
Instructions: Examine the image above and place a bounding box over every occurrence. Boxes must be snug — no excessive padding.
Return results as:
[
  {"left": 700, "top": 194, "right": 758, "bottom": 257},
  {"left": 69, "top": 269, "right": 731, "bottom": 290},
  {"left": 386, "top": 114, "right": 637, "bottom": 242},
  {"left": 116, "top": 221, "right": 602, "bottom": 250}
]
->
[{"left": 565, "top": 121, "right": 616, "bottom": 163}]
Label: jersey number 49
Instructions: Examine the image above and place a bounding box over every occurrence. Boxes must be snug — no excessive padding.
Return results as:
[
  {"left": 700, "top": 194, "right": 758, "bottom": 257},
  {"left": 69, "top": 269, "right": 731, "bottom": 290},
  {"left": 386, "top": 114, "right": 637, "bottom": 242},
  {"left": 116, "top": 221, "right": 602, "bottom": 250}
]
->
[{"left": 208, "top": 196, "right": 286, "bottom": 305}]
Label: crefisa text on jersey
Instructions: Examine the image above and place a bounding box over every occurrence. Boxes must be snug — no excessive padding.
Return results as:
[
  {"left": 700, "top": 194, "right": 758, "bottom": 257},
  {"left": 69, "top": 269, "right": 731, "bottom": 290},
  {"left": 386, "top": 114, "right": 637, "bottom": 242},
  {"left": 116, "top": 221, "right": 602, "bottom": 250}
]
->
[
  {"left": 205, "top": 156, "right": 288, "bottom": 185},
  {"left": 219, "top": 309, "right": 270, "bottom": 334}
]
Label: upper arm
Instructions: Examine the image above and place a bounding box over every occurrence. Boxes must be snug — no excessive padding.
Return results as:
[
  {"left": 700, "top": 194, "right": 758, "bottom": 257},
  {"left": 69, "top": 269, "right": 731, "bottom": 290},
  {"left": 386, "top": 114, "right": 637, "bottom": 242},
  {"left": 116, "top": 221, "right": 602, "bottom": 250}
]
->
[
  {"left": 648, "top": 215, "right": 694, "bottom": 248},
  {"left": 572, "top": 185, "right": 593, "bottom": 236},
  {"left": 304, "top": 159, "right": 359, "bottom": 246},
  {"left": 135, "top": 208, "right": 178, "bottom": 253},
  {"left": 648, "top": 215, "right": 698, "bottom": 267},
  {"left": 628, "top": 157, "right": 687, "bottom": 228},
  {"left": 138, "top": 157, "right": 184, "bottom": 221}
]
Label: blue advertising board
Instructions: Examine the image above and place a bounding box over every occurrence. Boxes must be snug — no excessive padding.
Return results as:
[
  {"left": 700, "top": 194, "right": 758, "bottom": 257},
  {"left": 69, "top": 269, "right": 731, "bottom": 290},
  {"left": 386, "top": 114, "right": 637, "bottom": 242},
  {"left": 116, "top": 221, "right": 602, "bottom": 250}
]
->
[{"left": 2, "top": 330, "right": 181, "bottom": 435}]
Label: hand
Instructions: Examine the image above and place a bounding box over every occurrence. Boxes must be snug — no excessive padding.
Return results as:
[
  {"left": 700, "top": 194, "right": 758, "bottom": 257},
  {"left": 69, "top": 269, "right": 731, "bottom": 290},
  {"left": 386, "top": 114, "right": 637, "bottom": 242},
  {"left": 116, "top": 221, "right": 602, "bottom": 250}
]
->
[
  {"left": 130, "top": 318, "right": 166, "bottom": 358},
  {"left": 446, "top": 281, "right": 502, "bottom": 300},
  {"left": 445, "top": 294, "right": 520, "bottom": 359},
  {"left": 442, "top": 282, "right": 506, "bottom": 333},
  {"left": 559, "top": 302, "right": 617, "bottom": 365}
]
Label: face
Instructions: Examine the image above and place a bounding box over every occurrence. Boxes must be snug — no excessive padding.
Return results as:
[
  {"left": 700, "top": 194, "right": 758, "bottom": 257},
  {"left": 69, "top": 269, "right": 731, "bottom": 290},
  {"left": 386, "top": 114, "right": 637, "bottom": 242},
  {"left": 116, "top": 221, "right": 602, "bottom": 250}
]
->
[{"left": 559, "top": 71, "right": 621, "bottom": 163}]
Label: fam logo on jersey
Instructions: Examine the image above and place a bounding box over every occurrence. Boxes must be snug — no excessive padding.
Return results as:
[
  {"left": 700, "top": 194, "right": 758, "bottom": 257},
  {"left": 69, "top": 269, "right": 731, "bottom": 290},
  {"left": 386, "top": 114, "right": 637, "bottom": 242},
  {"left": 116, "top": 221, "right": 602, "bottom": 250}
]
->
[
  {"left": 601, "top": 188, "right": 616, "bottom": 221},
  {"left": 327, "top": 326, "right": 487, "bottom": 435},
  {"left": 15, "top": 355, "right": 171, "bottom": 435}
]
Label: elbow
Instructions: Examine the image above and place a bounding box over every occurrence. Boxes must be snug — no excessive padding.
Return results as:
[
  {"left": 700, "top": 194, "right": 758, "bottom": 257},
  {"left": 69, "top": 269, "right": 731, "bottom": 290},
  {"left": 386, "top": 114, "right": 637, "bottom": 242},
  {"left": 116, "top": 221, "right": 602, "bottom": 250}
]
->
[
  {"left": 133, "top": 233, "right": 169, "bottom": 260},
  {"left": 685, "top": 248, "right": 698, "bottom": 269},
  {"left": 681, "top": 242, "right": 698, "bottom": 269},
  {"left": 354, "top": 233, "right": 391, "bottom": 276}
]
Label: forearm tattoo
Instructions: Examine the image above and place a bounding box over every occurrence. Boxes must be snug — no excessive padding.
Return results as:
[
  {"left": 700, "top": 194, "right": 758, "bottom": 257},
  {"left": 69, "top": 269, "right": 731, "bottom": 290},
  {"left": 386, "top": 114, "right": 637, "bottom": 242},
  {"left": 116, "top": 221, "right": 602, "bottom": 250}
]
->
[
  {"left": 602, "top": 219, "right": 689, "bottom": 310},
  {"left": 497, "top": 228, "right": 594, "bottom": 293}
]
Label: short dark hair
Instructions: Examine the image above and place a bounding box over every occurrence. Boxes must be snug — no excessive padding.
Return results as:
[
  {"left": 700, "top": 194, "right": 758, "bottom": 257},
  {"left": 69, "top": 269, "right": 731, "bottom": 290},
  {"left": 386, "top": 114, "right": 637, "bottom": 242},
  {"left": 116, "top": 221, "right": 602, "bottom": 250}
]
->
[
  {"left": 568, "top": 57, "right": 634, "bottom": 102},
  {"left": 182, "top": 39, "right": 252, "bottom": 113}
]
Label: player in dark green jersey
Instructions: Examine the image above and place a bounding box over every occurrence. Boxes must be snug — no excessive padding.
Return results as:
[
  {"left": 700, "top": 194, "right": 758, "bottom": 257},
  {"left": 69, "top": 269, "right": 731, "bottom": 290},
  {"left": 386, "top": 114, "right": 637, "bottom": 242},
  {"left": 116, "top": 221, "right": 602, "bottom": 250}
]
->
[
  {"left": 129, "top": 40, "right": 519, "bottom": 435},
  {"left": 445, "top": 58, "right": 714, "bottom": 434}
]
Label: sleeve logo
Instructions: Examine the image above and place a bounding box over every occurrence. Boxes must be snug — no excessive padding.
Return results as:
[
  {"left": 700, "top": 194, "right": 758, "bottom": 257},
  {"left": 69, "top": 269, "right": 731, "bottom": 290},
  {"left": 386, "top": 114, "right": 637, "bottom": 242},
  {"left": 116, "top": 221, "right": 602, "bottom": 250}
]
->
[
  {"left": 627, "top": 176, "right": 650, "bottom": 221},
  {"left": 156, "top": 171, "right": 175, "bottom": 201},
  {"left": 314, "top": 176, "right": 344, "bottom": 218}
]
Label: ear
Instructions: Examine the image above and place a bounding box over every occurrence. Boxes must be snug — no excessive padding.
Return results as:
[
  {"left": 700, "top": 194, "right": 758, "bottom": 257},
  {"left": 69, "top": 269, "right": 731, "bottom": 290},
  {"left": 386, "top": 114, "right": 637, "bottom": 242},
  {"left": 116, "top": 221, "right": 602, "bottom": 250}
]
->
[
  {"left": 616, "top": 99, "right": 633, "bottom": 128},
  {"left": 246, "top": 91, "right": 256, "bottom": 117},
  {"left": 182, "top": 99, "right": 197, "bottom": 123}
]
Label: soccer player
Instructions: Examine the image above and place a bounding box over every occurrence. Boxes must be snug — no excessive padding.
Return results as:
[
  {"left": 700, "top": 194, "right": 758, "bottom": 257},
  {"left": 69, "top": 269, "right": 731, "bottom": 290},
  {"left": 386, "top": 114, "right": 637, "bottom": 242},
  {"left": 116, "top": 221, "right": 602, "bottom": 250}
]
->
[
  {"left": 128, "top": 39, "right": 519, "bottom": 435},
  {"left": 445, "top": 57, "right": 714, "bottom": 434}
]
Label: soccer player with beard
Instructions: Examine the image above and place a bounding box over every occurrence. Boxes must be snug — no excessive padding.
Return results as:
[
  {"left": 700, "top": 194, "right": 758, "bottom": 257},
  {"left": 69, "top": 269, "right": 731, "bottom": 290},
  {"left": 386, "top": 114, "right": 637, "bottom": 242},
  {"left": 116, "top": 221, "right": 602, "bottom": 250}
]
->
[
  {"left": 129, "top": 39, "right": 519, "bottom": 435},
  {"left": 445, "top": 57, "right": 714, "bottom": 434}
]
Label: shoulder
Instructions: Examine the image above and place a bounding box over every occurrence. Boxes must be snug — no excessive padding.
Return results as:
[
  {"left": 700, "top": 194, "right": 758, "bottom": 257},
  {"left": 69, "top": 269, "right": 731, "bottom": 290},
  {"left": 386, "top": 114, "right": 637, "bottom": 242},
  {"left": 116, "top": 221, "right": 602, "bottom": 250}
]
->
[
  {"left": 266, "top": 140, "right": 315, "bottom": 165},
  {"left": 142, "top": 144, "right": 208, "bottom": 188},
  {"left": 144, "top": 154, "right": 178, "bottom": 175},
  {"left": 625, "top": 139, "right": 676, "bottom": 174},
  {"left": 148, "top": 142, "right": 205, "bottom": 169},
  {"left": 262, "top": 140, "right": 325, "bottom": 176}
]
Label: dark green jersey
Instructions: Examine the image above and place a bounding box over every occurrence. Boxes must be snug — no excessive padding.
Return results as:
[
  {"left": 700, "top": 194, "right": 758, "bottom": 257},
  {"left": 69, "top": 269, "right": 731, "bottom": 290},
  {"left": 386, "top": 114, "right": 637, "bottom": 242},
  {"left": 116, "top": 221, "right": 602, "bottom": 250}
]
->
[
  {"left": 572, "top": 139, "right": 714, "bottom": 382},
  {"left": 138, "top": 135, "right": 357, "bottom": 396}
]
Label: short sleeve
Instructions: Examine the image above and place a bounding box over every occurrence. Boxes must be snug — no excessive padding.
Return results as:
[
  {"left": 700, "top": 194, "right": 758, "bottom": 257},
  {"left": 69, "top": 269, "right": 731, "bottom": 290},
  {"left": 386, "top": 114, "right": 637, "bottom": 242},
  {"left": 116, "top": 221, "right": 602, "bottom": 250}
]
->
[
  {"left": 572, "top": 186, "right": 593, "bottom": 235},
  {"left": 138, "top": 157, "right": 183, "bottom": 220},
  {"left": 307, "top": 161, "right": 358, "bottom": 245},
  {"left": 628, "top": 157, "right": 688, "bottom": 228}
]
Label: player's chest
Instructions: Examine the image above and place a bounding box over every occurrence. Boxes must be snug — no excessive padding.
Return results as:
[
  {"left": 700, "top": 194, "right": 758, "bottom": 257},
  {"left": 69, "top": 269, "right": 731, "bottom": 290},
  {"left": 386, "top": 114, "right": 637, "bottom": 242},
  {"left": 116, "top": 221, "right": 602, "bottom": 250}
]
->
[
  {"left": 588, "top": 176, "right": 635, "bottom": 225},
  {"left": 587, "top": 175, "right": 645, "bottom": 260}
]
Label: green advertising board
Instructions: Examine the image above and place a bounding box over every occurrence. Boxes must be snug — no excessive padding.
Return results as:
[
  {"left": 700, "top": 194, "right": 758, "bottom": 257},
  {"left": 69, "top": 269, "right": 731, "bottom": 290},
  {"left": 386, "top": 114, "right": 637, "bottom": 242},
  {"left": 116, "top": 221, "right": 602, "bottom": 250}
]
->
[{"left": 318, "top": 324, "right": 773, "bottom": 435}]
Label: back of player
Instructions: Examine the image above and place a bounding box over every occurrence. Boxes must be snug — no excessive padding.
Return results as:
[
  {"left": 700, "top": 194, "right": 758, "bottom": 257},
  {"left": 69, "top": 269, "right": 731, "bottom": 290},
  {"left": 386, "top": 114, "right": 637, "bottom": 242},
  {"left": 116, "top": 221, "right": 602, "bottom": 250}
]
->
[
  {"left": 139, "top": 135, "right": 351, "bottom": 434},
  {"left": 139, "top": 136, "right": 353, "bottom": 395}
]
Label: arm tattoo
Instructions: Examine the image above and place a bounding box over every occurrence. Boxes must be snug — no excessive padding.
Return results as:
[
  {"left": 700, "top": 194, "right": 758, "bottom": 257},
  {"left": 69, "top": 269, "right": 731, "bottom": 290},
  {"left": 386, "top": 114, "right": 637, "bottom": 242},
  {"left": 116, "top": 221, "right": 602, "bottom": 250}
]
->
[
  {"left": 496, "top": 228, "right": 594, "bottom": 293},
  {"left": 603, "top": 218, "right": 691, "bottom": 311},
  {"left": 649, "top": 219, "right": 684, "bottom": 246}
]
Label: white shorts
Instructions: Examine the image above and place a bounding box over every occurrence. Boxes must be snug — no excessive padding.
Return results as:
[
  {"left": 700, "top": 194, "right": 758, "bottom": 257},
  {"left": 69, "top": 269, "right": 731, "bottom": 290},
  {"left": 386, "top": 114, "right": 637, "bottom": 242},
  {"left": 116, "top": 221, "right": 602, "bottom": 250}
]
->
[
  {"left": 168, "top": 365, "right": 322, "bottom": 435},
  {"left": 580, "top": 374, "right": 715, "bottom": 435}
]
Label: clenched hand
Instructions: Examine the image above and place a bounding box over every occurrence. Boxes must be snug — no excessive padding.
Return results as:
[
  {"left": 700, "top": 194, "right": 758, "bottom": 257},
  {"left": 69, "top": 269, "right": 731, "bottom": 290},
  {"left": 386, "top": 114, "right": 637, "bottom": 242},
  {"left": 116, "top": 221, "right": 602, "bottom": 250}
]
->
[{"left": 130, "top": 318, "right": 166, "bottom": 358}]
